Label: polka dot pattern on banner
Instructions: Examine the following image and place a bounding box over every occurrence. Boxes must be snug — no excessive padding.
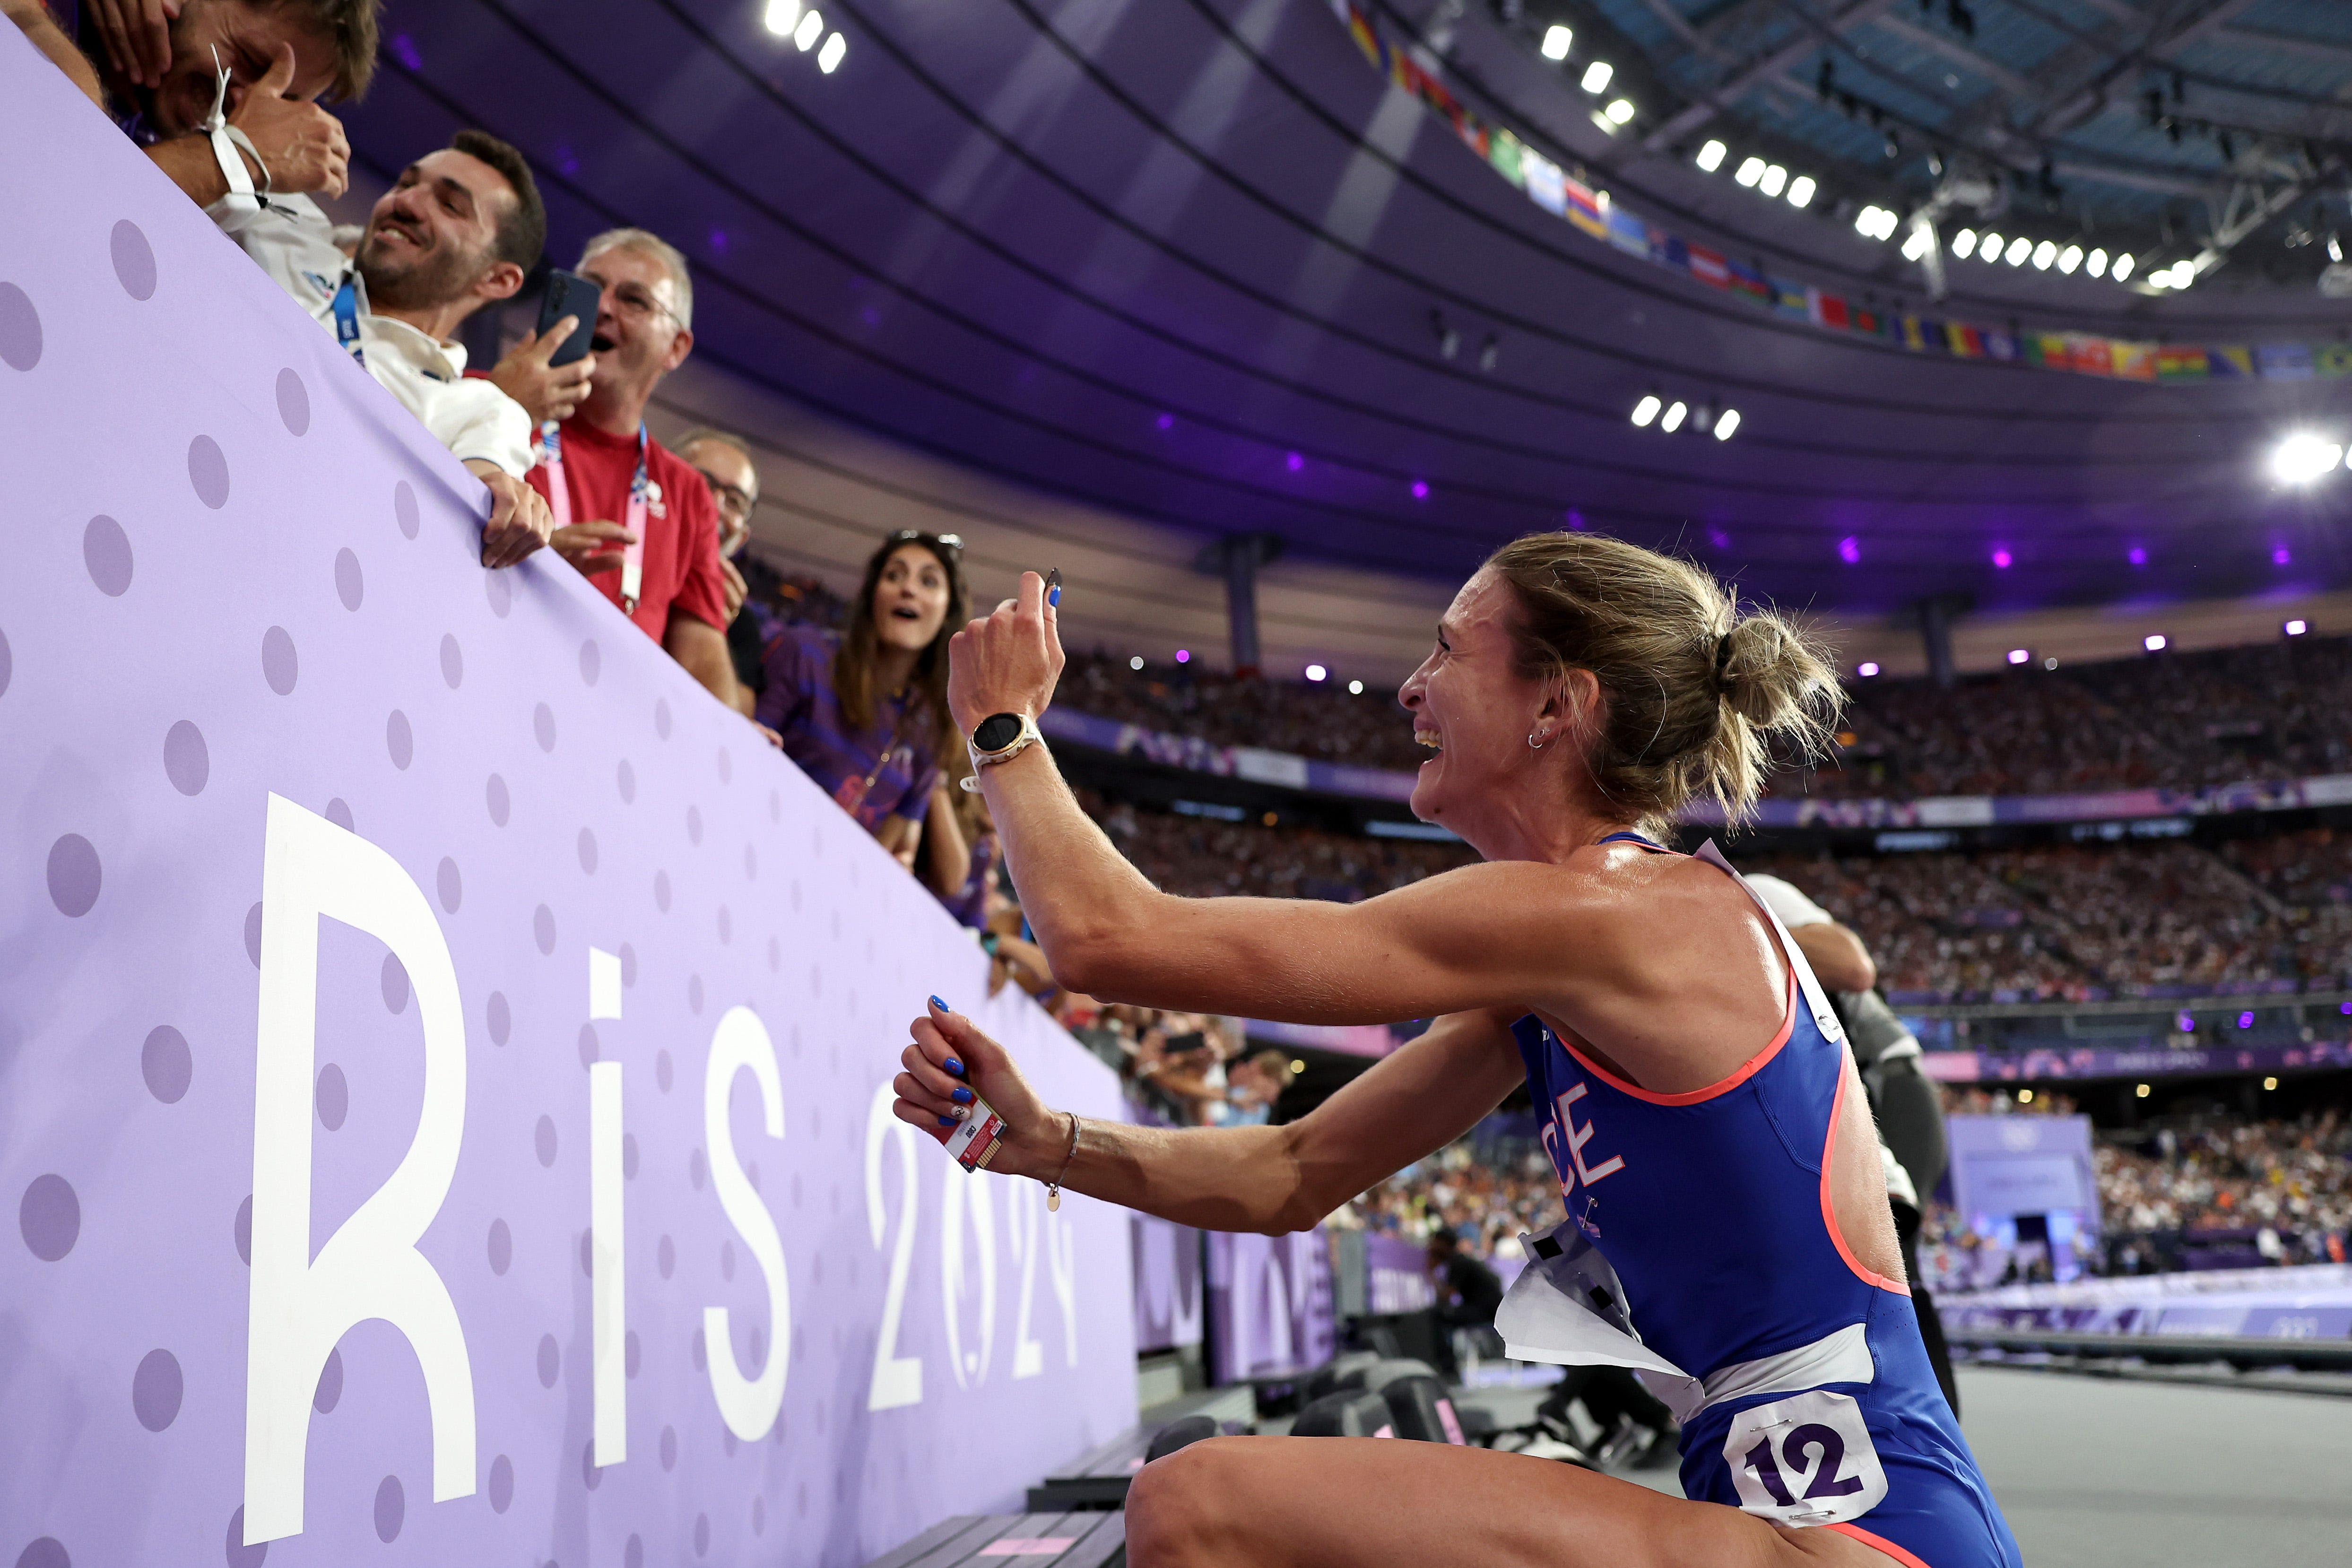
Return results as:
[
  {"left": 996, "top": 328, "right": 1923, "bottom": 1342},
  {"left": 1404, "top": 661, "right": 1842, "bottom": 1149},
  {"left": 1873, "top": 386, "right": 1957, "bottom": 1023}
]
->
[
  {"left": 83, "top": 516, "right": 132, "bottom": 598},
  {"left": 142, "top": 1025, "right": 192, "bottom": 1103},
  {"left": 0, "top": 281, "right": 40, "bottom": 370},
  {"left": 275, "top": 368, "right": 309, "bottom": 435},
  {"left": 110, "top": 218, "right": 156, "bottom": 298},
  {"left": 334, "top": 549, "right": 363, "bottom": 611},
  {"left": 20, "top": 1173, "right": 79, "bottom": 1261},
  {"left": 187, "top": 436, "right": 229, "bottom": 510},
  {"left": 163, "top": 720, "right": 209, "bottom": 796},
  {"left": 47, "top": 835, "right": 100, "bottom": 917}
]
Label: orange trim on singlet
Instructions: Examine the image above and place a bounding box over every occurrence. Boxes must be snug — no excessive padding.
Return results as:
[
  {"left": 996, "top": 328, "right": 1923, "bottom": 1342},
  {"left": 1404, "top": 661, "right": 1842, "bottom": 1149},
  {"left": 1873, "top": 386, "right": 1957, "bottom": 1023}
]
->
[
  {"left": 1824, "top": 1521, "right": 1935, "bottom": 1568},
  {"left": 1551, "top": 968, "right": 1798, "bottom": 1107},
  {"left": 1822, "top": 1061, "right": 1914, "bottom": 1298}
]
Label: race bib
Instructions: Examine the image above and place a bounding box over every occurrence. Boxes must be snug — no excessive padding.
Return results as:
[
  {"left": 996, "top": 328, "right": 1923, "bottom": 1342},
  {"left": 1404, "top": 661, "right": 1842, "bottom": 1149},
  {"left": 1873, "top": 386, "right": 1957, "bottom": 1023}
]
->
[{"left": 1721, "top": 1389, "right": 1888, "bottom": 1526}]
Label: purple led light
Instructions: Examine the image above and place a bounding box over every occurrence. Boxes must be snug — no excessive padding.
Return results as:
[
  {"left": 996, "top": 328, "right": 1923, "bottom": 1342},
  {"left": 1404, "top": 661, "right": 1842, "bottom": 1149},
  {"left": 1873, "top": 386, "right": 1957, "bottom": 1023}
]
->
[
  {"left": 1174, "top": 649, "right": 1190, "bottom": 664},
  {"left": 2238, "top": 1011, "right": 2255, "bottom": 1030},
  {"left": 1857, "top": 661, "right": 1880, "bottom": 678},
  {"left": 1708, "top": 527, "right": 1731, "bottom": 550},
  {"left": 1410, "top": 480, "right": 1430, "bottom": 500},
  {"left": 1155, "top": 413, "right": 1174, "bottom": 431},
  {"left": 1564, "top": 509, "right": 1586, "bottom": 531},
  {"left": 1838, "top": 536, "right": 1860, "bottom": 564},
  {"left": 2128, "top": 546, "right": 2148, "bottom": 566},
  {"left": 1286, "top": 452, "right": 1303, "bottom": 473},
  {"left": 2274, "top": 547, "right": 2292, "bottom": 566},
  {"left": 2176, "top": 1012, "right": 2194, "bottom": 1033},
  {"left": 1991, "top": 547, "right": 2013, "bottom": 569}
]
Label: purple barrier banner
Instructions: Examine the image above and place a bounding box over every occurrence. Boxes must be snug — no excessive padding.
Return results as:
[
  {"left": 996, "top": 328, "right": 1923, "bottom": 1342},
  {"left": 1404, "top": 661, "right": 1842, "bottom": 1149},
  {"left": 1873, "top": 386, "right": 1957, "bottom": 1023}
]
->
[
  {"left": 1131, "top": 1215, "right": 1205, "bottom": 1355},
  {"left": 1921, "top": 1041, "right": 2352, "bottom": 1084},
  {"left": 1204, "top": 1230, "right": 1335, "bottom": 1383},
  {"left": 0, "top": 42, "right": 1134, "bottom": 1568},
  {"left": 1941, "top": 1264, "right": 2352, "bottom": 1340},
  {"left": 1361, "top": 1232, "right": 1438, "bottom": 1315}
]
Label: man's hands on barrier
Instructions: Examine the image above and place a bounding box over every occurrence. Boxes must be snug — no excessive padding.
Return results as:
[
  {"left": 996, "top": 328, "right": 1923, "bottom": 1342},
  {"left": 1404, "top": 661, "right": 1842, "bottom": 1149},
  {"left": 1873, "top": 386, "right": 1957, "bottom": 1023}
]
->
[
  {"left": 896, "top": 1000, "right": 1056, "bottom": 1177},
  {"left": 78, "top": 0, "right": 177, "bottom": 87},
  {"left": 947, "top": 569, "right": 1063, "bottom": 735},
  {"left": 230, "top": 45, "right": 349, "bottom": 197},
  {"left": 719, "top": 554, "right": 749, "bottom": 623},
  {"left": 487, "top": 319, "right": 596, "bottom": 426},
  {"left": 466, "top": 461, "right": 553, "bottom": 568},
  {"left": 552, "top": 520, "right": 636, "bottom": 575}
]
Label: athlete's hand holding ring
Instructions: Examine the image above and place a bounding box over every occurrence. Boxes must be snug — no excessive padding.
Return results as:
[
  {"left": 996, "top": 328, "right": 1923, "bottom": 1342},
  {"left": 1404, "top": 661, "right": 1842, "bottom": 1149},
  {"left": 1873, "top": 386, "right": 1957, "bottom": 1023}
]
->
[
  {"left": 946, "top": 569, "right": 1064, "bottom": 736},
  {"left": 895, "top": 998, "right": 1058, "bottom": 1173}
]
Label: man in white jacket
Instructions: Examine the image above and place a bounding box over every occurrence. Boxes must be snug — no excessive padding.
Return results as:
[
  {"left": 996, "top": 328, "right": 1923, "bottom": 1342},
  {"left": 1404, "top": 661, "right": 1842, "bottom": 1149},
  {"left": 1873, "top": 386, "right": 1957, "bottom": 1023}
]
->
[{"left": 211, "top": 113, "right": 559, "bottom": 565}]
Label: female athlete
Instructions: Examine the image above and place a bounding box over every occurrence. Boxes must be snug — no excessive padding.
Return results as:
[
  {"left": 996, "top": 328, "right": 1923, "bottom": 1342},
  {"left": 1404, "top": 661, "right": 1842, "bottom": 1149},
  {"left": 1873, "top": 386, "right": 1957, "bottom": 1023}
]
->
[{"left": 893, "top": 533, "right": 2020, "bottom": 1568}]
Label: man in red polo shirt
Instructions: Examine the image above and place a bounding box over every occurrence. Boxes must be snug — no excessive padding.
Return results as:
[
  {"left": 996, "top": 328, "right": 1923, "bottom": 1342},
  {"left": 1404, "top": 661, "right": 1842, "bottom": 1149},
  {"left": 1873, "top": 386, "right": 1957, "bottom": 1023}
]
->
[{"left": 528, "top": 227, "right": 743, "bottom": 714}]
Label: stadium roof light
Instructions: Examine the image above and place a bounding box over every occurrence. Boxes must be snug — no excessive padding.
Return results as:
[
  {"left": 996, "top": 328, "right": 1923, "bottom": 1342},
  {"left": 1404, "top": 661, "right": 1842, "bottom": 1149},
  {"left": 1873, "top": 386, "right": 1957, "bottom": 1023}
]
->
[
  {"left": 2058, "top": 243, "right": 2083, "bottom": 275},
  {"left": 1660, "top": 399, "right": 1689, "bottom": 433},
  {"left": 1734, "top": 156, "right": 1766, "bottom": 188},
  {"left": 1580, "top": 60, "right": 1613, "bottom": 93},
  {"left": 2006, "top": 648, "right": 2030, "bottom": 665},
  {"left": 1950, "top": 228, "right": 1977, "bottom": 259},
  {"left": 1348, "top": 679, "right": 1366, "bottom": 694},
  {"left": 1304, "top": 664, "right": 1327, "bottom": 682},
  {"left": 2273, "top": 432, "right": 2345, "bottom": 484},
  {"left": 1630, "top": 393, "right": 1661, "bottom": 426},
  {"left": 1714, "top": 407, "right": 1741, "bottom": 440},
  {"left": 1604, "top": 98, "right": 1636, "bottom": 125},
  {"left": 1787, "top": 174, "right": 1816, "bottom": 208},
  {"left": 816, "top": 30, "right": 845, "bottom": 71},
  {"left": 1128, "top": 654, "right": 1144, "bottom": 670},
  {"left": 2004, "top": 236, "right": 2031, "bottom": 266},
  {"left": 1901, "top": 225, "right": 1931, "bottom": 260},
  {"left": 2031, "top": 240, "right": 2058, "bottom": 270},
  {"left": 1696, "top": 139, "right": 1727, "bottom": 173},
  {"left": 2086, "top": 247, "right": 2108, "bottom": 278},
  {"left": 763, "top": 0, "right": 801, "bottom": 35},
  {"left": 1977, "top": 231, "right": 2003, "bottom": 262},
  {"left": 2143, "top": 633, "right": 2168, "bottom": 652},
  {"left": 2112, "top": 252, "right": 2135, "bottom": 281},
  {"left": 1758, "top": 165, "right": 1788, "bottom": 198},
  {"left": 1540, "top": 23, "right": 1572, "bottom": 60},
  {"left": 2285, "top": 619, "right": 2309, "bottom": 637},
  {"left": 793, "top": 7, "right": 823, "bottom": 48},
  {"left": 1857, "top": 661, "right": 1881, "bottom": 677}
]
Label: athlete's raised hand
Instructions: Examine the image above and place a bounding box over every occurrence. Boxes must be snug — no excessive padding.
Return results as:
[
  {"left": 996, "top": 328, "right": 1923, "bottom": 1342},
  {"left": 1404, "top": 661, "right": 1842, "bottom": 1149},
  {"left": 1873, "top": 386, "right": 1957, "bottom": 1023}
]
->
[
  {"left": 894, "top": 998, "right": 1061, "bottom": 1177},
  {"left": 947, "top": 569, "right": 1063, "bottom": 736}
]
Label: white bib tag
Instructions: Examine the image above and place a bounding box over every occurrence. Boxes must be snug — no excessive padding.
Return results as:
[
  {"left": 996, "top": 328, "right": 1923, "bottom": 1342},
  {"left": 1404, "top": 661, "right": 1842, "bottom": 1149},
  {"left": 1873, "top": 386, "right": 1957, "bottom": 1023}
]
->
[{"left": 1722, "top": 1388, "right": 1888, "bottom": 1526}]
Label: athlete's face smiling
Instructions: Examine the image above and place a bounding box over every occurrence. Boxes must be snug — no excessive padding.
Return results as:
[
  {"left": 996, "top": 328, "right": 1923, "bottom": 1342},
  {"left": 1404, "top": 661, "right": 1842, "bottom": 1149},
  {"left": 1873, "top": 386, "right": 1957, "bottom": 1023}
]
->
[{"left": 1398, "top": 568, "right": 1557, "bottom": 841}]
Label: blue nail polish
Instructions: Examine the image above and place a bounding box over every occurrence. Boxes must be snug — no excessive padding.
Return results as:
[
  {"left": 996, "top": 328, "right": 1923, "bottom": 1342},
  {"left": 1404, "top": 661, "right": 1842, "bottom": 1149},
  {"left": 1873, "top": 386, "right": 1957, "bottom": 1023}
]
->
[
  {"left": 938, "top": 1113, "right": 957, "bottom": 1128},
  {"left": 929, "top": 995, "right": 949, "bottom": 1012},
  {"left": 1047, "top": 585, "right": 1061, "bottom": 607},
  {"left": 944, "top": 1057, "right": 965, "bottom": 1078},
  {"left": 953, "top": 1086, "right": 975, "bottom": 1104}
]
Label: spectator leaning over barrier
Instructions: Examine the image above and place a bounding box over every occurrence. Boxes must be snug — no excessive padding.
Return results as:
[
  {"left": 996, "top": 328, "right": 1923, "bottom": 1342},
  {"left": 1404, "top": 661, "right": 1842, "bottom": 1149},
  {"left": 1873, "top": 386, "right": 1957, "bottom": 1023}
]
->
[
  {"left": 204, "top": 128, "right": 553, "bottom": 565},
  {"left": 670, "top": 427, "right": 773, "bottom": 717},
  {"left": 757, "top": 531, "right": 969, "bottom": 874},
  {"left": 527, "top": 229, "right": 752, "bottom": 719},
  {"left": 27, "top": 0, "right": 373, "bottom": 212}
]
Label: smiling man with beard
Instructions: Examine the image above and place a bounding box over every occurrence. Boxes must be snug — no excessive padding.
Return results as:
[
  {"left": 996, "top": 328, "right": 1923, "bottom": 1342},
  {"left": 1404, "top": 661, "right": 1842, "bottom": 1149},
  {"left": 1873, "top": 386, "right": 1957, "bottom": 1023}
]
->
[{"left": 209, "top": 127, "right": 555, "bottom": 567}]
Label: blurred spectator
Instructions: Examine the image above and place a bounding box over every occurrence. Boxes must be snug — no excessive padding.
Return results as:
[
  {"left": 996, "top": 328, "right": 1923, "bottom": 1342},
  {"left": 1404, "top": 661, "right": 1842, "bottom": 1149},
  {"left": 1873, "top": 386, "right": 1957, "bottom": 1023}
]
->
[
  {"left": 670, "top": 427, "right": 770, "bottom": 717},
  {"left": 1424, "top": 1229, "right": 1503, "bottom": 1382},
  {"left": 1090, "top": 793, "right": 1475, "bottom": 904},
  {"left": 208, "top": 130, "right": 552, "bottom": 565},
  {"left": 757, "top": 531, "right": 967, "bottom": 874},
  {"left": 529, "top": 228, "right": 747, "bottom": 716},
  {"left": 926, "top": 753, "right": 999, "bottom": 929}
]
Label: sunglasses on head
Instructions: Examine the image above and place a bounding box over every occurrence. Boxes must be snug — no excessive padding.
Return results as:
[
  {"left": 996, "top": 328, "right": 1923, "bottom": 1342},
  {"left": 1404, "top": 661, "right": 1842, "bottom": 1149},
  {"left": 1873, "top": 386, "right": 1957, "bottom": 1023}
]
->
[{"left": 886, "top": 529, "right": 963, "bottom": 559}]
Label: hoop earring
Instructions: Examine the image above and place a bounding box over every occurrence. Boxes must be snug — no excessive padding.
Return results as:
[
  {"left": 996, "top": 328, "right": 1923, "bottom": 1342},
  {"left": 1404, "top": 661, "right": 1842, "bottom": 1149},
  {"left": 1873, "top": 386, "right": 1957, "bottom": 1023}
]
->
[{"left": 1527, "top": 730, "right": 1548, "bottom": 750}]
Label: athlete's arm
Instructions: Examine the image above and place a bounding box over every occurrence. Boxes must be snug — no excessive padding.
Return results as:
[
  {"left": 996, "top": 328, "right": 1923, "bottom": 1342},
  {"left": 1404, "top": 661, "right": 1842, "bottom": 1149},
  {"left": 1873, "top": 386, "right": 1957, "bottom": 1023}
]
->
[
  {"left": 950, "top": 573, "right": 1592, "bottom": 1025},
  {"left": 897, "top": 1004, "right": 1525, "bottom": 1233}
]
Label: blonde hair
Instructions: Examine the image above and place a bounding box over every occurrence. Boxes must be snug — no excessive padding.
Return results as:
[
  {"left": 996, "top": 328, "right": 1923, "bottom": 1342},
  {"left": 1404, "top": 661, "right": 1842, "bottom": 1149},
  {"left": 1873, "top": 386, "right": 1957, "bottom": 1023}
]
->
[
  {"left": 1484, "top": 532, "right": 1841, "bottom": 839},
  {"left": 579, "top": 228, "right": 694, "bottom": 330}
]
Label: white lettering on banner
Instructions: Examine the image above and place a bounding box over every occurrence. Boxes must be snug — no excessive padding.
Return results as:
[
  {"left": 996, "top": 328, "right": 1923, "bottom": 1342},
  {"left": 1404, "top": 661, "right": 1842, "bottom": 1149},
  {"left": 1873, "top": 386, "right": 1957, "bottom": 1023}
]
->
[
  {"left": 590, "top": 1060, "right": 626, "bottom": 1465},
  {"left": 1043, "top": 1197, "right": 1080, "bottom": 1368},
  {"left": 243, "top": 794, "right": 476, "bottom": 1544},
  {"left": 1006, "top": 1185, "right": 1048, "bottom": 1380},
  {"left": 703, "top": 1006, "right": 790, "bottom": 1439},
  {"left": 1556, "top": 1083, "right": 1625, "bottom": 1186},
  {"left": 940, "top": 1159, "right": 999, "bottom": 1388},
  {"left": 864, "top": 1082, "right": 925, "bottom": 1411}
]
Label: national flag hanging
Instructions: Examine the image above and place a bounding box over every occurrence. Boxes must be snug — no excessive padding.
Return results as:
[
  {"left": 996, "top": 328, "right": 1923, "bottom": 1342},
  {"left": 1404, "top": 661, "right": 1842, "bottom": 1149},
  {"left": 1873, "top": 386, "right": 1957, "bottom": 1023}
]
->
[
  {"left": 2209, "top": 346, "right": 2256, "bottom": 379},
  {"left": 1562, "top": 179, "right": 1607, "bottom": 241},
  {"left": 1522, "top": 149, "right": 1566, "bottom": 216},
  {"left": 1807, "top": 290, "right": 1850, "bottom": 330},
  {"left": 1487, "top": 127, "right": 1526, "bottom": 188},
  {"left": 2257, "top": 343, "right": 2314, "bottom": 380},
  {"left": 1944, "top": 323, "right": 1984, "bottom": 358},
  {"left": 2110, "top": 343, "right": 2157, "bottom": 380},
  {"left": 1605, "top": 206, "right": 1650, "bottom": 259},
  {"left": 1727, "top": 258, "right": 1771, "bottom": 303},
  {"left": 2155, "top": 346, "right": 2210, "bottom": 381},
  {"left": 1687, "top": 244, "right": 1729, "bottom": 289},
  {"left": 2315, "top": 344, "right": 2352, "bottom": 379},
  {"left": 1771, "top": 280, "right": 1809, "bottom": 321},
  {"left": 1900, "top": 315, "right": 1927, "bottom": 352},
  {"left": 1344, "top": 3, "right": 1382, "bottom": 68},
  {"left": 1982, "top": 330, "right": 2019, "bottom": 363}
]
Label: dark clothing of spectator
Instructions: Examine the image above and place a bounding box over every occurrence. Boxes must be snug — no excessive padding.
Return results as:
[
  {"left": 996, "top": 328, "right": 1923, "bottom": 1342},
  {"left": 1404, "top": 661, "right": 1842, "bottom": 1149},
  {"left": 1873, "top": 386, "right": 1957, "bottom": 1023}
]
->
[
  {"left": 756, "top": 624, "right": 940, "bottom": 832},
  {"left": 526, "top": 419, "right": 729, "bottom": 642},
  {"left": 726, "top": 557, "right": 788, "bottom": 699},
  {"left": 939, "top": 832, "right": 998, "bottom": 929},
  {"left": 1429, "top": 1252, "right": 1503, "bottom": 1380}
]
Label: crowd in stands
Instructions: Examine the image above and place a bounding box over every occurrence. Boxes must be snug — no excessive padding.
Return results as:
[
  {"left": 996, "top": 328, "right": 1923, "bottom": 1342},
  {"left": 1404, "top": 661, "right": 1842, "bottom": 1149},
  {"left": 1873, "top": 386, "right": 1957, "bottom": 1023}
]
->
[
  {"left": 1055, "top": 636, "right": 2352, "bottom": 803},
  {"left": 1087, "top": 791, "right": 1473, "bottom": 903},
  {"left": 1334, "top": 1139, "right": 1560, "bottom": 1260}
]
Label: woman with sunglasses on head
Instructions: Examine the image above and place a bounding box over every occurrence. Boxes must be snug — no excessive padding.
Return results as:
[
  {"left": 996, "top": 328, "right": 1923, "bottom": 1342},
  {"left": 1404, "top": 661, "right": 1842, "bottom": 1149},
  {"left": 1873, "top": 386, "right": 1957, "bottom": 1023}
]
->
[
  {"left": 757, "top": 530, "right": 970, "bottom": 875},
  {"left": 895, "top": 533, "right": 2019, "bottom": 1568}
]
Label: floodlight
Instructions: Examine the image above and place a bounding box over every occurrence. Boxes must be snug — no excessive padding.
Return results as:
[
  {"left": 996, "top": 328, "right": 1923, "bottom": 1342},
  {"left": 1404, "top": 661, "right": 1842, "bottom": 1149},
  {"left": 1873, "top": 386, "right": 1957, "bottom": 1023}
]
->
[{"left": 1540, "top": 24, "right": 1572, "bottom": 60}]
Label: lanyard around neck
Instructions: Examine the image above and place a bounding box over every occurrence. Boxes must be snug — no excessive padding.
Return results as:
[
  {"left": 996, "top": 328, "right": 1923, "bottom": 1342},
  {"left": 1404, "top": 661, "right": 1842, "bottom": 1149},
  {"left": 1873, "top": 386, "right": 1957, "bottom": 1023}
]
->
[
  {"left": 330, "top": 273, "right": 365, "bottom": 367},
  {"left": 542, "top": 420, "right": 651, "bottom": 611}
]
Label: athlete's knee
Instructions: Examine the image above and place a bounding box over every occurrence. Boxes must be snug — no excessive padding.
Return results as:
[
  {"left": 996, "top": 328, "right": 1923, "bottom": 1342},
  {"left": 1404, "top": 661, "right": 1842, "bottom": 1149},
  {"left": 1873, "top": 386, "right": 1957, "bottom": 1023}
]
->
[{"left": 1125, "top": 1436, "right": 1250, "bottom": 1567}]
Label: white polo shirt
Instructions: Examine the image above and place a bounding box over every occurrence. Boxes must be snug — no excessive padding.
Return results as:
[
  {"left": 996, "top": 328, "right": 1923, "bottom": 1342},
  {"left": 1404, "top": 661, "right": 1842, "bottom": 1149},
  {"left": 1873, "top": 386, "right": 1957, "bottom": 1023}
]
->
[{"left": 208, "top": 193, "right": 536, "bottom": 476}]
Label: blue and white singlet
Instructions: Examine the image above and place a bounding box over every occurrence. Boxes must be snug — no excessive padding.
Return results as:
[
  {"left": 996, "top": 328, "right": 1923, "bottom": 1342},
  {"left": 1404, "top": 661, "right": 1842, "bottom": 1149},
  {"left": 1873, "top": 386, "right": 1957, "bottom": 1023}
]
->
[{"left": 1501, "top": 834, "right": 2021, "bottom": 1568}]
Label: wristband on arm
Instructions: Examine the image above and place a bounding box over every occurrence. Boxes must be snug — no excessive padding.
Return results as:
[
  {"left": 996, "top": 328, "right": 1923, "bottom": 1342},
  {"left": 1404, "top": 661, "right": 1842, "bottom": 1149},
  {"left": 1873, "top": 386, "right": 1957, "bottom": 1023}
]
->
[{"left": 197, "top": 47, "right": 272, "bottom": 214}]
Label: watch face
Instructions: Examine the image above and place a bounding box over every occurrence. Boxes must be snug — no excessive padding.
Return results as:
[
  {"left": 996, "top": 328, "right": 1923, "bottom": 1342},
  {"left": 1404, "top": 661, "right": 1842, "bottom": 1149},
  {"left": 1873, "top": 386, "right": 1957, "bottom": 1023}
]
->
[{"left": 973, "top": 713, "right": 1024, "bottom": 752}]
